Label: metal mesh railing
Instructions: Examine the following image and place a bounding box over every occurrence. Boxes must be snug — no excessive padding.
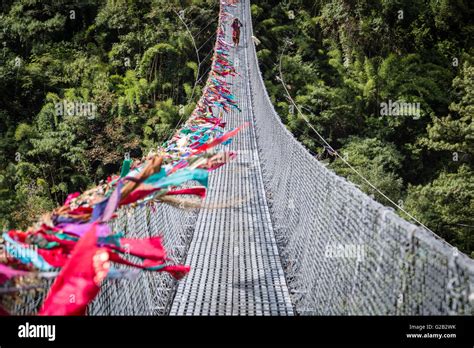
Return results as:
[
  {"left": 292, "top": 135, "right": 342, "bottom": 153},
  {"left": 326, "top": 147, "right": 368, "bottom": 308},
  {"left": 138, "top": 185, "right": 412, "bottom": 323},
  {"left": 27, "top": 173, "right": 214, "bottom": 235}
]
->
[
  {"left": 244, "top": 0, "right": 474, "bottom": 315},
  {"left": 9, "top": 202, "right": 197, "bottom": 316},
  {"left": 87, "top": 203, "right": 198, "bottom": 315}
]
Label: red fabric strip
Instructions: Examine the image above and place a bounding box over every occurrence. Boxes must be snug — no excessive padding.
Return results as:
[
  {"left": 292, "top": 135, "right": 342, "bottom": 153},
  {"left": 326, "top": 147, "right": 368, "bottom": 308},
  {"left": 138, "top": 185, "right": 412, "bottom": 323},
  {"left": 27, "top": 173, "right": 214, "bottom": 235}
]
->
[
  {"left": 119, "top": 186, "right": 161, "bottom": 206},
  {"left": 108, "top": 237, "right": 167, "bottom": 262},
  {"left": 193, "top": 122, "right": 248, "bottom": 155},
  {"left": 166, "top": 187, "right": 207, "bottom": 198},
  {"left": 39, "top": 224, "right": 109, "bottom": 316}
]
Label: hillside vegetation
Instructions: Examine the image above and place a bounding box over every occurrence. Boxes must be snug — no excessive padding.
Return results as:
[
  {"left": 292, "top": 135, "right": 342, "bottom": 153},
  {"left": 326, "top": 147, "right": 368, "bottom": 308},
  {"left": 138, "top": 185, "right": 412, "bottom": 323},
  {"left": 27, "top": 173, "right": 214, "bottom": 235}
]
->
[
  {"left": 0, "top": 0, "right": 217, "bottom": 230},
  {"left": 251, "top": 0, "right": 473, "bottom": 255}
]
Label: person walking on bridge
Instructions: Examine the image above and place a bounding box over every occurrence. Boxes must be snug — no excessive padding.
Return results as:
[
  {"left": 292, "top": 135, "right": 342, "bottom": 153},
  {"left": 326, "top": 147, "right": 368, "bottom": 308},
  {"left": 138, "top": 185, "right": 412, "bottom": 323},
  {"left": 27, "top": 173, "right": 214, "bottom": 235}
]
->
[{"left": 231, "top": 18, "right": 243, "bottom": 47}]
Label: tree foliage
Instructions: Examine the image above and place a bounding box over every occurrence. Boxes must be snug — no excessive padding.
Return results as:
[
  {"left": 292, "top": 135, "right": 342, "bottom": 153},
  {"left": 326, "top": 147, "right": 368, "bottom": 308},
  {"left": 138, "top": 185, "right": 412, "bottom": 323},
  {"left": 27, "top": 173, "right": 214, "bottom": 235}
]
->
[
  {"left": 253, "top": 0, "right": 473, "bottom": 255},
  {"left": 0, "top": 0, "right": 217, "bottom": 229}
]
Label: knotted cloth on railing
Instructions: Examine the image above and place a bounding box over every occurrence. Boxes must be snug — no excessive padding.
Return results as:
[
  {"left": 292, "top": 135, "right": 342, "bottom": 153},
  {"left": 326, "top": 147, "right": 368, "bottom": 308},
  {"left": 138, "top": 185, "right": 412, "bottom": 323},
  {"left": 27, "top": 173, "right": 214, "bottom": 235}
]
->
[
  {"left": 243, "top": 0, "right": 474, "bottom": 315},
  {"left": 0, "top": 0, "right": 242, "bottom": 315}
]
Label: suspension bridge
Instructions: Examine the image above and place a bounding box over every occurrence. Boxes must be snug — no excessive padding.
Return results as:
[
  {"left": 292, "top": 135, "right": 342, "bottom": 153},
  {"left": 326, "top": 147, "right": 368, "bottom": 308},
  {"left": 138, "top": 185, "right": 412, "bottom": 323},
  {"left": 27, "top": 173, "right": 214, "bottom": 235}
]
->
[{"left": 8, "top": 0, "right": 474, "bottom": 316}]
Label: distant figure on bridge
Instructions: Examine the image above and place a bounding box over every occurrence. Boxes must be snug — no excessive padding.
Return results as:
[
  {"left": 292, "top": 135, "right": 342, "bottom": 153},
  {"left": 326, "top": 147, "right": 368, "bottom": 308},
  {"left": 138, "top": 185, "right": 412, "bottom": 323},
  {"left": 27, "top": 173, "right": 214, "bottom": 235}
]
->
[{"left": 231, "top": 18, "right": 243, "bottom": 47}]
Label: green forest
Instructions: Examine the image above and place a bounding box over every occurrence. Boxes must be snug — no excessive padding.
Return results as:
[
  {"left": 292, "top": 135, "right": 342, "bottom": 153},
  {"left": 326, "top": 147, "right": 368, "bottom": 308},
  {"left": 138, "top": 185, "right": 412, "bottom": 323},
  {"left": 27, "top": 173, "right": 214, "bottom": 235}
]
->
[
  {"left": 0, "top": 0, "right": 217, "bottom": 229},
  {"left": 251, "top": 0, "right": 473, "bottom": 256},
  {"left": 0, "top": 0, "right": 473, "bottom": 256}
]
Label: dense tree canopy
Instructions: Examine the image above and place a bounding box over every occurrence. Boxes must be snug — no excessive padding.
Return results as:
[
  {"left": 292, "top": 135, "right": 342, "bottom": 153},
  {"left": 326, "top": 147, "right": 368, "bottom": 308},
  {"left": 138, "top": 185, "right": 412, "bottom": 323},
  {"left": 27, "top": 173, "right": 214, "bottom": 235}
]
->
[
  {"left": 251, "top": 0, "right": 473, "bottom": 255},
  {"left": 0, "top": 0, "right": 217, "bottom": 230}
]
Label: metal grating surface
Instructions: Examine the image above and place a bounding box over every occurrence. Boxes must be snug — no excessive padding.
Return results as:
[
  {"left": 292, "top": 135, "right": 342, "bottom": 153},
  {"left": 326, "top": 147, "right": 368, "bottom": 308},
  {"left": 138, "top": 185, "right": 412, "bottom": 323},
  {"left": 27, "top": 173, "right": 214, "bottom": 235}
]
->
[{"left": 169, "top": 2, "right": 294, "bottom": 316}]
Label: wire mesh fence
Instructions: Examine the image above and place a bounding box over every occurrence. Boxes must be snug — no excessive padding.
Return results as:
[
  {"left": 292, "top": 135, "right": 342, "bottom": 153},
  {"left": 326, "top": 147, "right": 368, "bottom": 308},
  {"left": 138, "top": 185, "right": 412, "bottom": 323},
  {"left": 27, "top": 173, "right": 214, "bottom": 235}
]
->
[
  {"left": 7, "top": 202, "right": 198, "bottom": 316},
  {"left": 244, "top": 0, "right": 474, "bottom": 315},
  {"left": 87, "top": 203, "right": 198, "bottom": 315}
]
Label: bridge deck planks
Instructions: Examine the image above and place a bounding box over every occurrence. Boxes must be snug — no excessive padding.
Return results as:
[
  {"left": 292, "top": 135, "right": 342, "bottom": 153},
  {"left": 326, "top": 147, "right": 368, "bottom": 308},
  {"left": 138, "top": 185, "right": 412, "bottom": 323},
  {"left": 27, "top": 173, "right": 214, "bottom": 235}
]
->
[{"left": 169, "top": 1, "right": 294, "bottom": 316}]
